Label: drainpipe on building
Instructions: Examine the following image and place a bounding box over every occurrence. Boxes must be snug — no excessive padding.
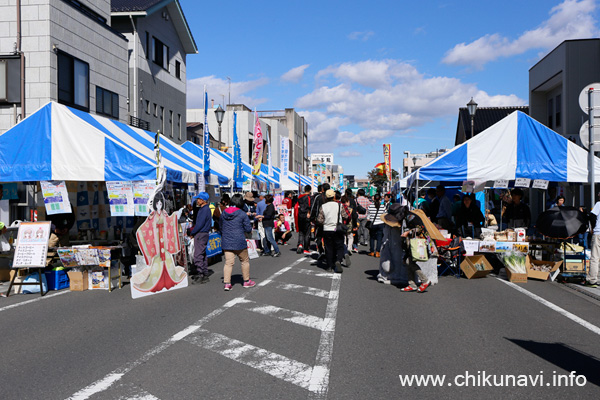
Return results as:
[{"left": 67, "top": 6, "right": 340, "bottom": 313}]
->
[
  {"left": 16, "top": 0, "right": 25, "bottom": 121},
  {"left": 129, "top": 15, "right": 138, "bottom": 119}
]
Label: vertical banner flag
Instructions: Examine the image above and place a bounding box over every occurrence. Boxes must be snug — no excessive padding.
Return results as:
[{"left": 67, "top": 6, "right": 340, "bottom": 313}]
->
[
  {"left": 280, "top": 137, "right": 289, "bottom": 182},
  {"left": 252, "top": 111, "right": 263, "bottom": 176},
  {"left": 233, "top": 112, "right": 243, "bottom": 186},
  {"left": 340, "top": 173, "right": 344, "bottom": 191},
  {"left": 383, "top": 144, "right": 392, "bottom": 181},
  {"left": 203, "top": 88, "right": 211, "bottom": 180},
  {"left": 267, "top": 126, "right": 273, "bottom": 178}
]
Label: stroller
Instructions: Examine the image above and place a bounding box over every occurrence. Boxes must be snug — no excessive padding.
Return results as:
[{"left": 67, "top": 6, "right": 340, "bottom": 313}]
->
[{"left": 436, "top": 236, "right": 463, "bottom": 278}]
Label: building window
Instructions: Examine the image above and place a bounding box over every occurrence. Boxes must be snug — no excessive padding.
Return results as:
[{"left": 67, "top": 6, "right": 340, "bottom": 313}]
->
[
  {"left": 547, "top": 97, "right": 553, "bottom": 128},
  {"left": 178, "top": 114, "right": 182, "bottom": 140},
  {"left": 555, "top": 94, "right": 561, "bottom": 127},
  {"left": 175, "top": 61, "right": 181, "bottom": 80},
  {"left": 145, "top": 32, "right": 150, "bottom": 60},
  {"left": 152, "top": 37, "right": 169, "bottom": 70},
  {"left": 145, "top": 100, "right": 150, "bottom": 114},
  {"left": 160, "top": 106, "right": 164, "bottom": 133},
  {"left": 169, "top": 110, "right": 173, "bottom": 137},
  {"left": 153, "top": 103, "right": 158, "bottom": 117},
  {"left": 95, "top": 86, "right": 119, "bottom": 119},
  {"left": 57, "top": 52, "right": 89, "bottom": 111}
]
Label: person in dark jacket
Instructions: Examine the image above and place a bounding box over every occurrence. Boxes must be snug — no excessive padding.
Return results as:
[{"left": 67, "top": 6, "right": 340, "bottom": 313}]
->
[
  {"left": 345, "top": 188, "right": 365, "bottom": 253},
  {"left": 455, "top": 193, "right": 485, "bottom": 238},
  {"left": 189, "top": 192, "right": 212, "bottom": 283},
  {"left": 296, "top": 185, "right": 312, "bottom": 254},
  {"left": 220, "top": 194, "right": 254, "bottom": 291},
  {"left": 260, "top": 194, "right": 280, "bottom": 257},
  {"left": 310, "top": 183, "right": 330, "bottom": 257}
]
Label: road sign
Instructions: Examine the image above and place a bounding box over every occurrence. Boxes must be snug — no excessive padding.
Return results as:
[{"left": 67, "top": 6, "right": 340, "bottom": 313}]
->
[
  {"left": 578, "top": 83, "right": 600, "bottom": 113},
  {"left": 579, "top": 120, "right": 600, "bottom": 150}
]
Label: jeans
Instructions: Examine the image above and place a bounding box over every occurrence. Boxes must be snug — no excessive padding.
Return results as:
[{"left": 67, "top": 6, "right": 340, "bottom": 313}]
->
[
  {"left": 263, "top": 226, "right": 280, "bottom": 254},
  {"left": 369, "top": 224, "right": 384, "bottom": 253},
  {"left": 297, "top": 216, "right": 311, "bottom": 250},
  {"left": 193, "top": 232, "right": 210, "bottom": 276},
  {"left": 358, "top": 218, "right": 370, "bottom": 244},
  {"left": 323, "top": 230, "right": 345, "bottom": 270}
]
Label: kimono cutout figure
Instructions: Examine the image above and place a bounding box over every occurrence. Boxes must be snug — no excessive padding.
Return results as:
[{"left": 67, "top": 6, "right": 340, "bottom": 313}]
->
[{"left": 131, "top": 192, "right": 187, "bottom": 292}]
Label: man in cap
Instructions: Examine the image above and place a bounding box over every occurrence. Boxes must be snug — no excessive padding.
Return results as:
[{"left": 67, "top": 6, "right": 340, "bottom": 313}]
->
[{"left": 189, "top": 192, "right": 212, "bottom": 283}]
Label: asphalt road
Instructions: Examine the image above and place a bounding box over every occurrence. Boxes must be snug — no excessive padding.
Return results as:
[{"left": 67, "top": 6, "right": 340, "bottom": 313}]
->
[{"left": 1, "top": 237, "right": 600, "bottom": 399}]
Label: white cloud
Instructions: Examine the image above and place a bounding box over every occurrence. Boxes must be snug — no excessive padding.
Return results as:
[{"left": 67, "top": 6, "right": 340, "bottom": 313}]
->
[
  {"left": 443, "top": 0, "right": 599, "bottom": 68},
  {"left": 187, "top": 75, "right": 269, "bottom": 109},
  {"left": 339, "top": 151, "right": 362, "bottom": 157},
  {"left": 348, "top": 31, "right": 374, "bottom": 41},
  {"left": 298, "top": 60, "right": 525, "bottom": 148},
  {"left": 281, "top": 64, "right": 310, "bottom": 83}
]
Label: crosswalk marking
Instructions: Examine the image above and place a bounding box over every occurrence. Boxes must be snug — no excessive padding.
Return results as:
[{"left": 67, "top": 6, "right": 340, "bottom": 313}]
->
[
  {"left": 234, "top": 298, "right": 326, "bottom": 331},
  {"left": 186, "top": 328, "right": 314, "bottom": 390},
  {"left": 293, "top": 268, "right": 336, "bottom": 278},
  {"left": 273, "top": 282, "right": 330, "bottom": 298},
  {"left": 115, "top": 383, "right": 160, "bottom": 400}
]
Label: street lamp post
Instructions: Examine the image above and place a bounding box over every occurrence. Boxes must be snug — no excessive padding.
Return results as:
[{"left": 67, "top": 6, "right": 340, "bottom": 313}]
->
[
  {"left": 214, "top": 105, "right": 225, "bottom": 151},
  {"left": 412, "top": 156, "right": 417, "bottom": 173},
  {"left": 467, "top": 97, "right": 478, "bottom": 140}
]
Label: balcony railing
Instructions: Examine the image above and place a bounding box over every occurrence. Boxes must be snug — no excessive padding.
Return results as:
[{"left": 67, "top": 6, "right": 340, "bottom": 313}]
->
[{"left": 129, "top": 115, "right": 150, "bottom": 131}]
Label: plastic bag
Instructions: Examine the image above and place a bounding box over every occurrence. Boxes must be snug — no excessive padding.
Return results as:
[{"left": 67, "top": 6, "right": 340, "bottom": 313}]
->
[{"left": 22, "top": 272, "right": 48, "bottom": 294}]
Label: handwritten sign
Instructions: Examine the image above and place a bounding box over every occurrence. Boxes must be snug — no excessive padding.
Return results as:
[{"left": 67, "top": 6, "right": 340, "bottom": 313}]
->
[
  {"left": 41, "top": 181, "right": 72, "bottom": 215},
  {"left": 514, "top": 178, "right": 531, "bottom": 188},
  {"left": 493, "top": 179, "right": 509, "bottom": 188},
  {"left": 462, "top": 240, "right": 479, "bottom": 256},
  {"left": 12, "top": 221, "right": 51, "bottom": 268},
  {"left": 532, "top": 180, "right": 549, "bottom": 190}
]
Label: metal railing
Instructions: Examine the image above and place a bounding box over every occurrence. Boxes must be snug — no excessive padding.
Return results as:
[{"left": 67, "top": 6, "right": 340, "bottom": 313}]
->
[{"left": 129, "top": 115, "right": 150, "bottom": 130}]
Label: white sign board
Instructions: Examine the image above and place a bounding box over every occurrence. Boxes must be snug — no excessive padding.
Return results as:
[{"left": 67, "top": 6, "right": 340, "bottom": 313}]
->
[
  {"left": 40, "top": 181, "right": 72, "bottom": 215},
  {"left": 532, "top": 180, "right": 549, "bottom": 190},
  {"left": 493, "top": 179, "right": 509, "bottom": 188},
  {"left": 578, "top": 83, "right": 600, "bottom": 114},
  {"left": 133, "top": 181, "right": 156, "bottom": 217},
  {"left": 514, "top": 178, "right": 531, "bottom": 188},
  {"left": 106, "top": 181, "right": 135, "bottom": 217},
  {"left": 12, "top": 221, "right": 51, "bottom": 268},
  {"left": 578, "top": 120, "right": 600, "bottom": 149},
  {"left": 311, "top": 153, "right": 334, "bottom": 165}
]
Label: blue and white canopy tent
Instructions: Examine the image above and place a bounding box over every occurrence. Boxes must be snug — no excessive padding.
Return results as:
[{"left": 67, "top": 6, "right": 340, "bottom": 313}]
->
[
  {"left": 0, "top": 102, "right": 162, "bottom": 182},
  {"left": 407, "top": 111, "right": 600, "bottom": 187}
]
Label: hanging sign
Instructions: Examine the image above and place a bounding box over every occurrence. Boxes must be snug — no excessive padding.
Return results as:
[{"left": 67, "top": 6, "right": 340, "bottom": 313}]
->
[
  {"left": 133, "top": 181, "right": 156, "bottom": 216},
  {"left": 493, "top": 179, "right": 509, "bottom": 188},
  {"left": 106, "top": 181, "right": 135, "bottom": 217},
  {"left": 514, "top": 178, "right": 531, "bottom": 188},
  {"left": 462, "top": 240, "right": 479, "bottom": 256},
  {"left": 280, "top": 137, "right": 289, "bottom": 180},
  {"left": 40, "top": 181, "right": 72, "bottom": 215},
  {"left": 532, "top": 180, "right": 549, "bottom": 190},
  {"left": 12, "top": 221, "right": 51, "bottom": 268},
  {"left": 197, "top": 173, "right": 205, "bottom": 193}
]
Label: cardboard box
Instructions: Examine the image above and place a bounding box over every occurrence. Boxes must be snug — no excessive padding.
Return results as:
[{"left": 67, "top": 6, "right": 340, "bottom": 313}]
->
[
  {"left": 67, "top": 270, "right": 88, "bottom": 291},
  {"left": 526, "top": 257, "right": 562, "bottom": 280},
  {"left": 563, "top": 261, "right": 586, "bottom": 273},
  {"left": 505, "top": 267, "right": 528, "bottom": 283},
  {"left": 460, "top": 255, "right": 493, "bottom": 279}
]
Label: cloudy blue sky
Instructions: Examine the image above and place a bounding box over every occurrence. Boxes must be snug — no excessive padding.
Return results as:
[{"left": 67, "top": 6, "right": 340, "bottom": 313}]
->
[{"left": 181, "top": 0, "right": 599, "bottom": 177}]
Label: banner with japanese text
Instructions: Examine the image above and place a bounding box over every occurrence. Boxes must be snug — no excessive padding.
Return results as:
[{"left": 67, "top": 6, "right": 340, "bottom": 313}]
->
[{"left": 383, "top": 144, "right": 392, "bottom": 181}]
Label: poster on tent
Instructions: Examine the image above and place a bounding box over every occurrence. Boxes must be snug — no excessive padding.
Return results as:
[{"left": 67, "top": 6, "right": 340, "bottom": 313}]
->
[
  {"left": 106, "top": 181, "right": 135, "bottom": 217},
  {"left": 129, "top": 190, "right": 188, "bottom": 299},
  {"left": 41, "top": 180, "right": 72, "bottom": 215},
  {"left": 133, "top": 181, "right": 156, "bottom": 217},
  {"left": 12, "top": 221, "right": 51, "bottom": 268}
]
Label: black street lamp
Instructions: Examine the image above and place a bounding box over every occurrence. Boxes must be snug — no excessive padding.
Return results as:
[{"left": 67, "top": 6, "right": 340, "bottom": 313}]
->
[
  {"left": 214, "top": 105, "right": 225, "bottom": 150},
  {"left": 467, "top": 97, "right": 478, "bottom": 140}
]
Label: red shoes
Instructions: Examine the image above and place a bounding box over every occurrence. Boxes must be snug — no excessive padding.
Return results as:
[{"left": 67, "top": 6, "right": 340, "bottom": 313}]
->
[
  {"left": 400, "top": 286, "right": 416, "bottom": 292},
  {"left": 417, "top": 281, "right": 430, "bottom": 293}
]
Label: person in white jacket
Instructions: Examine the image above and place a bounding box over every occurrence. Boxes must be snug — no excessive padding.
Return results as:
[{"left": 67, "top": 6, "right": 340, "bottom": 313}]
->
[{"left": 317, "top": 190, "right": 348, "bottom": 273}]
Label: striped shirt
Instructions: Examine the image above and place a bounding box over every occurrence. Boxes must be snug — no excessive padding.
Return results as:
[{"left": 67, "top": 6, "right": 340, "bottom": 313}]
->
[
  {"left": 356, "top": 196, "right": 371, "bottom": 219},
  {"left": 367, "top": 202, "right": 387, "bottom": 226}
]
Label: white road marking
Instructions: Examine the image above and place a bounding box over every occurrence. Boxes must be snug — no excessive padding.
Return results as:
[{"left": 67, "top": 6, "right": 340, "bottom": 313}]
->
[
  {"left": 308, "top": 273, "right": 342, "bottom": 399},
  {"left": 293, "top": 268, "right": 336, "bottom": 278},
  {"left": 0, "top": 290, "right": 70, "bottom": 313},
  {"left": 66, "top": 257, "right": 308, "bottom": 400},
  {"left": 186, "top": 328, "right": 314, "bottom": 390},
  {"left": 115, "top": 382, "right": 161, "bottom": 400},
  {"left": 234, "top": 298, "right": 326, "bottom": 330},
  {"left": 274, "top": 282, "right": 330, "bottom": 298},
  {"left": 497, "top": 278, "right": 600, "bottom": 336}
]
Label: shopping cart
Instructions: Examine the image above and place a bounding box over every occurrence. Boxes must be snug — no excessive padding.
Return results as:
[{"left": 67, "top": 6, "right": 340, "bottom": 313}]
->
[{"left": 436, "top": 236, "right": 463, "bottom": 278}]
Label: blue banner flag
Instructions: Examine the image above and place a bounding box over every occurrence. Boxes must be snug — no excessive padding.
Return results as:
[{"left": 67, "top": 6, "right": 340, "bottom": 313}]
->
[
  {"left": 203, "top": 90, "right": 210, "bottom": 180},
  {"left": 233, "top": 112, "right": 243, "bottom": 186}
]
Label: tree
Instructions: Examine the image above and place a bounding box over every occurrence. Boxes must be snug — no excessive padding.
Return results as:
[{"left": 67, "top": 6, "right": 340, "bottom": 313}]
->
[{"left": 367, "top": 168, "right": 399, "bottom": 191}]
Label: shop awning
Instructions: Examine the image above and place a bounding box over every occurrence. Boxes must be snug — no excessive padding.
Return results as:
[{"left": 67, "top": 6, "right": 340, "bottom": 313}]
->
[
  {"left": 0, "top": 102, "right": 160, "bottom": 182},
  {"left": 408, "top": 111, "right": 600, "bottom": 186}
]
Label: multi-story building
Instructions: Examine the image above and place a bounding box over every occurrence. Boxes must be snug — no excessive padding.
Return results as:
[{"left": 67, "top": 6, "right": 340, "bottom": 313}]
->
[
  {"left": 111, "top": 0, "right": 197, "bottom": 143},
  {"left": 260, "top": 109, "right": 309, "bottom": 175},
  {"left": 0, "top": 0, "right": 129, "bottom": 131}
]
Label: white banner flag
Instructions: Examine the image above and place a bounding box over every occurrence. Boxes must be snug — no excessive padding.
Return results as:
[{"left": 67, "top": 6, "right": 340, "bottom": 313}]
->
[{"left": 280, "top": 137, "right": 289, "bottom": 181}]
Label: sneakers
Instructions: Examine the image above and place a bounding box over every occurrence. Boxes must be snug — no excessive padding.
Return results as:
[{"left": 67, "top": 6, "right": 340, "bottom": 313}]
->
[
  {"left": 304, "top": 250, "right": 312, "bottom": 255},
  {"left": 344, "top": 253, "right": 352, "bottom": 267},
  {"left": 417, "top": 281, "right": 431, "bottom": 293},
  {"left": 262, "top": 252, "right": 272, "bottom": 257},
  {"left": 223, "top": 283, "right": 232, "bottom": 291},
  {"left": 352, "top": 247, "right": 358, "bottom": 253},
  {"left": 400, "top": 286, "right": 416, "bottom": 292},
  {"left": 375, "top": 252, "right": 380, "bottom": 258},
  {"left": 334, "top": 261, "right": 343, "bottom": 273},
  {"left": 582, "top": 281, "right": 599, "bottom": 288},
  {"left": 272, "top": 252, "right": 281, "bottom": 257},
  {"left": 368, "top": 252, "right": 375, "bottom": 257},
  {"left": 192, "top": 274, "right": 209, "bottom": 284},
  {"left": 243, "top": 280, "right": 256, "bottom": 288},
  {"left": 297, "top": 246, "right": 304, "bottom": 254}
]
